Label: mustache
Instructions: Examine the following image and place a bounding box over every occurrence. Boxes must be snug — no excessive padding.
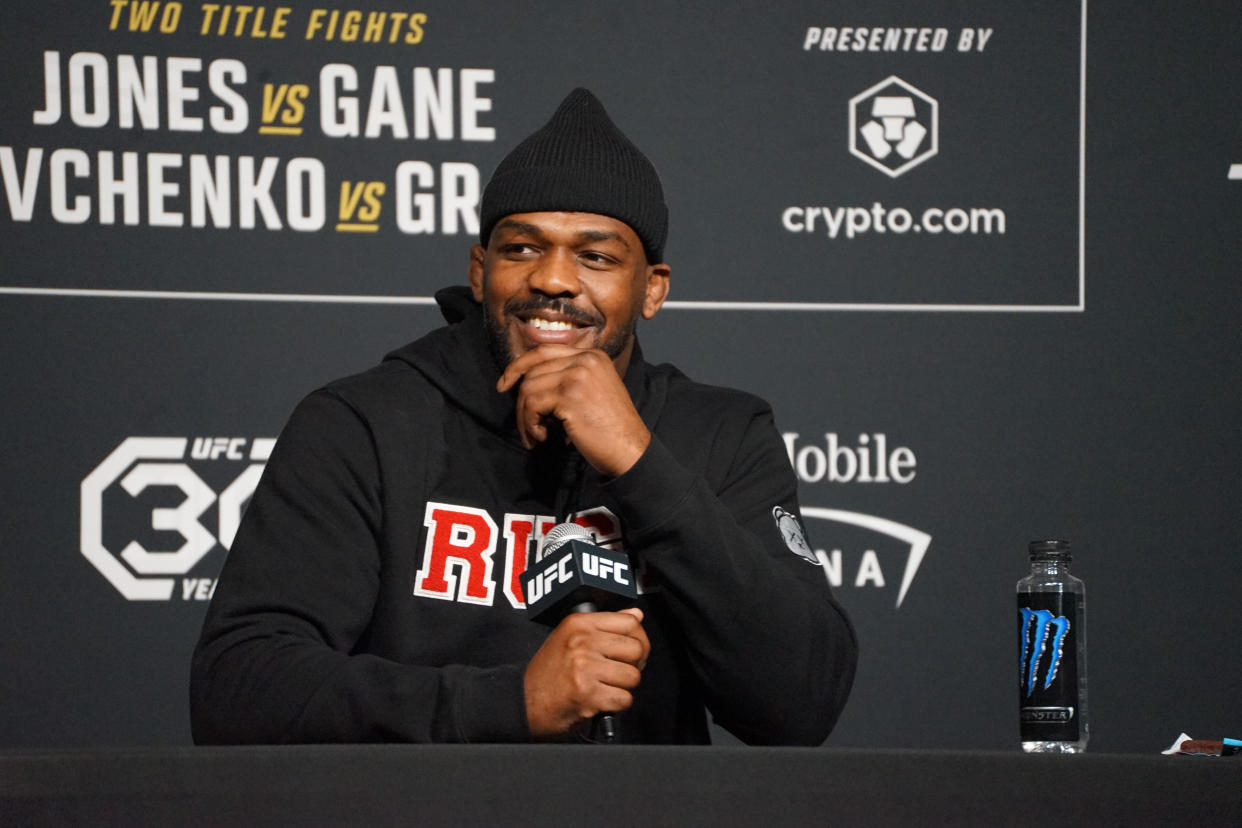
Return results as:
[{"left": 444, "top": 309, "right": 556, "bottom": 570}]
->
[{"left": 503, "top": 297, "right": 603, "bottom": 328}]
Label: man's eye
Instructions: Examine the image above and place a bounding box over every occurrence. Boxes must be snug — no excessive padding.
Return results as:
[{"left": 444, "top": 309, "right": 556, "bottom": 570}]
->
[
  {"left": 503, "top": 244, "right": 538, "bottom": 257},
  {"left": 579, "top": 252, "right": 616, "bottom": 267}
]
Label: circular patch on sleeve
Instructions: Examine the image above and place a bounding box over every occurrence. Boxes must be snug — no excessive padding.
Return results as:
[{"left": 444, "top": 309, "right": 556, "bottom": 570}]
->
[{"left": 772, "top": 506, "right": 818, "bottom": 563}]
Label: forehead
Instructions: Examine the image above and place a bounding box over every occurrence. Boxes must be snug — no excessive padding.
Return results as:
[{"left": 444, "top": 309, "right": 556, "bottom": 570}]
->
[{"left": 492, "top": 212, "right": 641, "bottom": 248}]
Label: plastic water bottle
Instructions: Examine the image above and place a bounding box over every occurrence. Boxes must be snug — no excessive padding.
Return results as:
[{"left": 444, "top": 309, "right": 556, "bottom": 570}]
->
[{"left": 1017, "top": 539, "right": 1088, "bottom": 753}]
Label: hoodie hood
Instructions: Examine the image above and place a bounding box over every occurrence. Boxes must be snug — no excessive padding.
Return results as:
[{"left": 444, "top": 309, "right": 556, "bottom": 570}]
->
[{"left": 380, "top": 286, "right": 512, "bottom": 433}]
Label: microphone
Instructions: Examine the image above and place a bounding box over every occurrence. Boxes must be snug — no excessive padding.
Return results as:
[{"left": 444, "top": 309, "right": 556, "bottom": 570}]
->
[
  {"left": 522, "top": 522, "right": 637, "bottom": 623},
  {"left": 521, "top": 522, "right": 637, "bottom": 743}
]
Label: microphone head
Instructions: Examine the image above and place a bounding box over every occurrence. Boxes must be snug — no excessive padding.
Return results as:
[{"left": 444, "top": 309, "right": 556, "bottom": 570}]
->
[{"left": 540, "top": 522, "right": 594, "bottom": 560}]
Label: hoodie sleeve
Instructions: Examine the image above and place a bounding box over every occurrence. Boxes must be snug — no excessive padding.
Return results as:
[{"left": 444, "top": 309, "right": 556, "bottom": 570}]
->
[
  {"left": 601, "top": 397, "right": 858, "bottom": 746},
  {"left": 189, "top": 390, "right": 530, "bottom": 744}
]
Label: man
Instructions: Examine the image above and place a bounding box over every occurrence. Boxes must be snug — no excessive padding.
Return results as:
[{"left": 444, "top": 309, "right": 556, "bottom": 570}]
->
[{"left": 190, "top": 88, "right": 857, "bottom": 745}]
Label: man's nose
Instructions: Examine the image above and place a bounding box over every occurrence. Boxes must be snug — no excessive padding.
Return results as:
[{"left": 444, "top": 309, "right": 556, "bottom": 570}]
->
[{"left": 528, "top": 249, "right": 580, "bottom": 296}]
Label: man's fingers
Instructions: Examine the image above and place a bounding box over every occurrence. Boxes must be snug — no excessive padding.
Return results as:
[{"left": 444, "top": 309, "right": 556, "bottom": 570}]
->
[
  {"left": 513, "top": 385, "right": 558, "bottom": 448},
  {"left": 584, "top": 629, "right": 649, "bottom": 670},
  {"left": 566, "top": 657, "right": 641, "bottom": 719},
  {"left": 575, "top": 686, "right": 635, "bottom": 721},
  {"left": 566, "top": 608, "right": 646, "bottom": 637},
  {"left": 497, "top": 344, "right": 582, "bottom": 392},
  {"left": 510, "top": 364, "right": 576, "bottom": 447},
  {"left": 563, "top": 611, "right": 650, "bottom": 670}
]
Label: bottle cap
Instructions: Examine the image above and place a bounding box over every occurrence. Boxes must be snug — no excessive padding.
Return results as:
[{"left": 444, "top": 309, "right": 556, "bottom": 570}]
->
[{"left": 1028, "top": 539, "right": 1071, "bottom": 561}]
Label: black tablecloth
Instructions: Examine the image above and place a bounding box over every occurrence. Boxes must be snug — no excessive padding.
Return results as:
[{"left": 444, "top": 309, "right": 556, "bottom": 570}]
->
[{"left": 3, "top": 745, "right": 1239, "bottom": 826}]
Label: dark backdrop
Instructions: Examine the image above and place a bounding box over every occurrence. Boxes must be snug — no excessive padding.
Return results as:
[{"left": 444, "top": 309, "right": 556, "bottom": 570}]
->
[{"left": 2, "top": 0, "right": 1239, "bottom": 752}]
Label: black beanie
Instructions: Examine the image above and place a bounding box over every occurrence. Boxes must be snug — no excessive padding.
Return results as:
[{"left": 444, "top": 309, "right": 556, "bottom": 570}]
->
[{"left": 479, "top": 88, "right": 668, "bottom": 263}]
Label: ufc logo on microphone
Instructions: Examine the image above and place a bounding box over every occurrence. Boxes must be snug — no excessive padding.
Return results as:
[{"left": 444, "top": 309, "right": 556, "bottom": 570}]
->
[{"left": 581, "top": 552, "right": 630, "bottom": 586}]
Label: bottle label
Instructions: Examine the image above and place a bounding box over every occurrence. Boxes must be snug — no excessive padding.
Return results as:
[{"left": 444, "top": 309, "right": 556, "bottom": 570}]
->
[{"left": 1018, "top": 594, "right": 1080, "bottom": 741}]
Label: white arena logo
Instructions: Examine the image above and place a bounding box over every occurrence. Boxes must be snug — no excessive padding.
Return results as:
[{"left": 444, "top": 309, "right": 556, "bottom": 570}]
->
[
  {"left": 80, "top": 436, "right": 273, "bottom": 601},
  {"left": 800, "top": 507, "right": 930, "bottom": 608},
  {"left": 849, "top": 76, "right": 938, "bottom": 178}
]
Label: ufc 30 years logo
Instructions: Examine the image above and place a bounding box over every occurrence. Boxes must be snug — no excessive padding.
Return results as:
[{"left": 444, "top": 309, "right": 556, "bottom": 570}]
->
[{"left": 80, "top": 436, "right": 273, "bottom": 601}]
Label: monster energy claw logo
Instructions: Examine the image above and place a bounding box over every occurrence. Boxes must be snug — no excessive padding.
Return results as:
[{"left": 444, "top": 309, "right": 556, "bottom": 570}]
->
[{"left": 1019, "top": 608, "right": 1070, "bottom": 695}]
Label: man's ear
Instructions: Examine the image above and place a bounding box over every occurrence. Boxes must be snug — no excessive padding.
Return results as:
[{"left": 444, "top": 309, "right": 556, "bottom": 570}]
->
[
  {"left": 468, "top": 245, "right": 486, "bottom": 302},
  {"left": 642, "top": 264, "right": 671, "bottom": 319}
]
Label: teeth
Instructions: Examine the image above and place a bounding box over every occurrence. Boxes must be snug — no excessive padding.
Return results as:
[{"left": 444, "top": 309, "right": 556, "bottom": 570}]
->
[{"left": 528, "top": 318, "right": 576, "bottom": 331}]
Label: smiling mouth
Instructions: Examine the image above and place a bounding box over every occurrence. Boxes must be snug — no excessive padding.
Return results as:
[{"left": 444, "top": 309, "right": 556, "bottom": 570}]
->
[{"left": 526, "top": 317, "right": 581, "bottom": 332}]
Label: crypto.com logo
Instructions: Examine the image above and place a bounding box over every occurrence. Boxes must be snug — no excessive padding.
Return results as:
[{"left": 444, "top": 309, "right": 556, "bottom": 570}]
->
[
  {"left": 849, "top": 76, "right": 938, "bottom": 178},
  {"left": 800, "top": 507, "right": 930, "bottom": 608},
  {"left": 80, "top": 436, "right": 273, "bottom": 600}
]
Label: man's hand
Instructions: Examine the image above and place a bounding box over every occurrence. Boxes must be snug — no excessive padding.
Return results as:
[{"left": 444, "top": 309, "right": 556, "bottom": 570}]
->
[
  {"left": 523, "top": 608, "right": 649, "bottom": 740},
  {"left": 497, "top": 344, "right": 651, "bottom": 477}
]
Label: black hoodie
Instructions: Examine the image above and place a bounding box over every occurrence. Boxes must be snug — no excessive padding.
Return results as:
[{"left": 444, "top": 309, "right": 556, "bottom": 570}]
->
[{"left": 190, "top": 287, "right": 857, "bottom": 745}]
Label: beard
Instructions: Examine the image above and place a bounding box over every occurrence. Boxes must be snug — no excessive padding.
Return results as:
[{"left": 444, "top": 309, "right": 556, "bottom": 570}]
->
[{"left": 482, "top": 295, "right": 637, "bottom": 371}]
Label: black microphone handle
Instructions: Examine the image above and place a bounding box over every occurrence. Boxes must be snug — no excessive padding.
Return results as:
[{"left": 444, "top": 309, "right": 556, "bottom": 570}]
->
[
  {"left": 567, "top": 600, "right": 620, "bottom": 744},
  {"left": 591, "top": 711, "right": 620, "bottom": 744}
]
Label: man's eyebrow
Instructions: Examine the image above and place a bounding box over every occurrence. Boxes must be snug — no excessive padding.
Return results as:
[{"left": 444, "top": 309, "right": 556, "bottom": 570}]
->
[
  {"left": 492, "top": 219, "right": 631, "bottom": 249},
  {"left": 576, "top": 229, "right": 630, "bottom": 248},
  {"left": 493, "top": 219, "right": 542, "bottom": 237}
]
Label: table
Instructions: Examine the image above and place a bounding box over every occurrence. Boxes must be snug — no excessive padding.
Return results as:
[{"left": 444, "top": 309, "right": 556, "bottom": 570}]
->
[{"left": 3, "top": 745, "right": 1239, "bottom": 826}]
